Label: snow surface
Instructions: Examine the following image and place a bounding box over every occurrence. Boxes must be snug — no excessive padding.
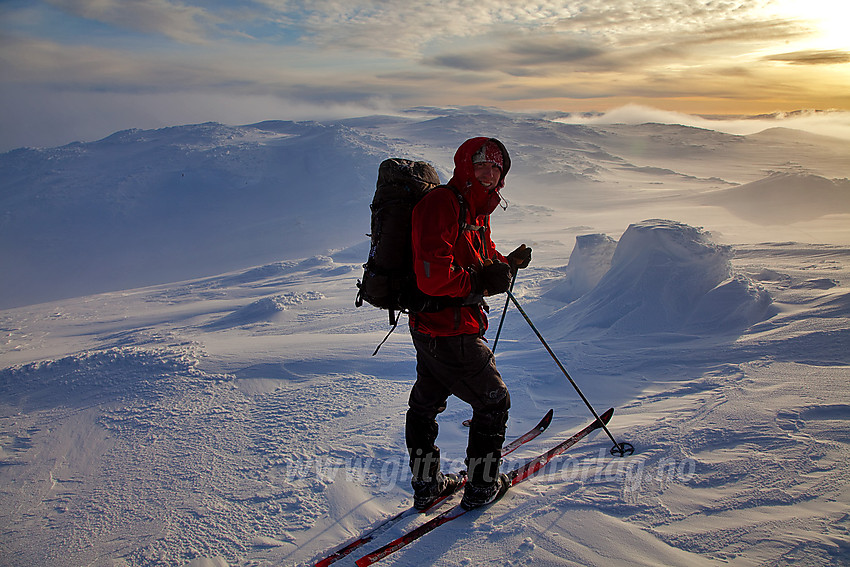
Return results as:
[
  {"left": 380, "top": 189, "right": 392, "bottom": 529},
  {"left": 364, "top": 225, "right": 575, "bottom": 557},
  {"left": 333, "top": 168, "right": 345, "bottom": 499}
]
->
[{"left": 1, "top": 108, "right": 849, "bottom": 566}]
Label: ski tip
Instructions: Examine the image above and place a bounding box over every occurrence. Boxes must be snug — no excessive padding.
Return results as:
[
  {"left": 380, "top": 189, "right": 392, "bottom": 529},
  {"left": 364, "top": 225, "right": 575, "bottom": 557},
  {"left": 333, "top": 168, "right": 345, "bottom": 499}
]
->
[
  {"left": 538, "top": 408, "right": 554, "bottom": 431},
  {"left": 596, "top": 407, "right": 614, "bottom": 427}
]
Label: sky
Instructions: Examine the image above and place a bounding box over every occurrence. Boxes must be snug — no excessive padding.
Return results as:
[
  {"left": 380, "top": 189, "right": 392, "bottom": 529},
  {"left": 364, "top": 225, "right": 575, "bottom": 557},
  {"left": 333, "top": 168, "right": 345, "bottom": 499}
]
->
[{"left": 1, "top": 0, "right": 850, "bottom": 151}]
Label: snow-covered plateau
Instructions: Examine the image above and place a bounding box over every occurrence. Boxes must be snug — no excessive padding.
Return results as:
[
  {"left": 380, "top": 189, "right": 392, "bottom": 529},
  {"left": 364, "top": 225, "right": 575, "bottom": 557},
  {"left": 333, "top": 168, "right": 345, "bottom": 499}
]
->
[{"left": 1, "top": 108, "right": 848, "bottom": 566}]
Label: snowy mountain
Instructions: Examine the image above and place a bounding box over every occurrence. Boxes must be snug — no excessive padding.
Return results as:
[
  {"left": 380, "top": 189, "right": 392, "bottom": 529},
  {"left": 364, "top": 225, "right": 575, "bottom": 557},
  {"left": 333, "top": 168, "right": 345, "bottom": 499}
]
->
[
  {"left": 1, "top": 108, "right": 849, "bottom": 566},
  {"left": 0, "top": 121, "right": 386, "bottom": 308},
  {"left": 2, "top": 109, "right": 849, "bottom": 309}
]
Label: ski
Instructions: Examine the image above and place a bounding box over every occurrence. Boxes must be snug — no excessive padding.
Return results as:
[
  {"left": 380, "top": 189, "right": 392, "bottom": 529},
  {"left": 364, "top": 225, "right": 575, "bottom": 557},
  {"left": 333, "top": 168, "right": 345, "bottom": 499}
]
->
[
  {"left": 354, "top": 408, "right": 614, "bottom": 566},
  {"left": 313, "top": 409, "right": 554, "bottom": 566},
  {"left": 500, "top": 408, "right": 554, "bottom": 456}
]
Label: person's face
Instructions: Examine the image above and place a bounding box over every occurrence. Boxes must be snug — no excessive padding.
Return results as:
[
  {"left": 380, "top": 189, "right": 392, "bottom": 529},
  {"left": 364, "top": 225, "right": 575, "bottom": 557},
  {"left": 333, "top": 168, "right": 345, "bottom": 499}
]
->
[{"left": 474, "top": 162, "right": 501, "bottom": 190}]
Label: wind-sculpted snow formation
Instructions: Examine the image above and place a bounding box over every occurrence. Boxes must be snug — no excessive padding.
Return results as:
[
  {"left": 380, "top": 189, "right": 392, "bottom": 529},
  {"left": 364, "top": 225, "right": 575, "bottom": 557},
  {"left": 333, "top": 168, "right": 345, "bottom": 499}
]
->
[
  {"left": 553, "top": 219, "right": 774, "bottom": 337},
  {"left": 545, "top": 233, "right": 618, "bottom": 303}
]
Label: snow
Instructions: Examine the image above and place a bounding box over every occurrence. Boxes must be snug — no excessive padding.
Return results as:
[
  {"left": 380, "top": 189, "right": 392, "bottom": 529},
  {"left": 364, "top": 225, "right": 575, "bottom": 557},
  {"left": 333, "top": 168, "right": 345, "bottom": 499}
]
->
[
  {"left": 703, "top": 172, "right": 850, "bottom": 225},
  {"left": 1, "top": 108, "right": 849, "bottom": 566},
  {"left": 544, "top": 233, "right": 617, "bottom": 304},
  {"left": 549, "top": 219, "right": 774, "bottom": 337}
]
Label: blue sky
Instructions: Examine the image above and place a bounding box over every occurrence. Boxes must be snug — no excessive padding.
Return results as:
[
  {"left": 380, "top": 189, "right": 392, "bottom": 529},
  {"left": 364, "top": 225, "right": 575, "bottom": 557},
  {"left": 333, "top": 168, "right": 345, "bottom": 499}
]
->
[{"left": 1, "top": 0, "right": 849, "bottom": 150}]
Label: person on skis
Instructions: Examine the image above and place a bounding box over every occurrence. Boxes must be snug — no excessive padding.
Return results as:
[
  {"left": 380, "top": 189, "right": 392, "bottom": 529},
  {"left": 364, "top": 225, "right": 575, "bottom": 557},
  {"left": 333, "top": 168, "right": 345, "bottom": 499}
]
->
[{"left": 406, "top": 137, "right": 532, "bottom": 511}]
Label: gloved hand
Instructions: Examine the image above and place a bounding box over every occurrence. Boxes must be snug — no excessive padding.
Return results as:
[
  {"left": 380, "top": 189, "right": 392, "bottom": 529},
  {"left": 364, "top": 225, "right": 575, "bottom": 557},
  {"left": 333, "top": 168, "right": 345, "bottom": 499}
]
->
[
  {"left": 507, "top": 244, "right": 532, "bottom": 271},
  {"left": 472, "top": 261, "right": 512, "bottom": 296}
]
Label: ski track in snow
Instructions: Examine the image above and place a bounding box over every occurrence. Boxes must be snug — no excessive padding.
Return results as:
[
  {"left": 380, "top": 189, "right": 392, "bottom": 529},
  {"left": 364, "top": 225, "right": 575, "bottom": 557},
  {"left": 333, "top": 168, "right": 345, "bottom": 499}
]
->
[{"left": 1, "top": 112, "right": 849, "bottom": 566}]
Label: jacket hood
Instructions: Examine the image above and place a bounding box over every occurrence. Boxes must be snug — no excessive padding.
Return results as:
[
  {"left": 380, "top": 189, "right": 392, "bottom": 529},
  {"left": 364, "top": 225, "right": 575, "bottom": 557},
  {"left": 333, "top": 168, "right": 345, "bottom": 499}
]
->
[{"left": 448, "top": 137, "right": 511, "bottom": 216}]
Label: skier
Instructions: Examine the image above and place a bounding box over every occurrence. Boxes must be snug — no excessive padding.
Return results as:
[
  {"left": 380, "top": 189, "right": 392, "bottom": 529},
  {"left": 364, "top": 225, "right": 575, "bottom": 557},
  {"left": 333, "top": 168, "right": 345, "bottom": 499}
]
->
[{"left": 406, "top": 137, "right": 532, "bottom": 511}]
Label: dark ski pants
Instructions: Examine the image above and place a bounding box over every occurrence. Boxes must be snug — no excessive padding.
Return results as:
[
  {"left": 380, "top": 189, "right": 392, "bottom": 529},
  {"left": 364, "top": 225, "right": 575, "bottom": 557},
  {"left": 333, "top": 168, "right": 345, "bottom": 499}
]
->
[{"left": 406, "top": 331, "right": 510, "bottom": 487}]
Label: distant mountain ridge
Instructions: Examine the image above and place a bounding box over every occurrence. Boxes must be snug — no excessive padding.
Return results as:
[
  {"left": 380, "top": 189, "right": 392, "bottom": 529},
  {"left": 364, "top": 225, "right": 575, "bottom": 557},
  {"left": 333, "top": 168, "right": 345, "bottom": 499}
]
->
[
  {"left": 1, "top": 120, "right": 388, "bottom": 308},
  {"left": 2, "top": 108, "right": 847, "bottom": 308},
  {"left": 704, "top": 172, "right": 850, "bottom": 224}
]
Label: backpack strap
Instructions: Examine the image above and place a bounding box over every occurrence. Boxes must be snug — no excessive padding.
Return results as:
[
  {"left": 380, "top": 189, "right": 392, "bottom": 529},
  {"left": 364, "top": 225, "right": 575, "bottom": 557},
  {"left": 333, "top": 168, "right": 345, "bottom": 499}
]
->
[
  {"left": 448, "top": 186, "right": 489, "bottom": 263},
  {"left": 447, "top": 186, "right": 487, "bottom": 237},
  {"left": 376, "top": 186, "right": 482, "bottom": 354}
]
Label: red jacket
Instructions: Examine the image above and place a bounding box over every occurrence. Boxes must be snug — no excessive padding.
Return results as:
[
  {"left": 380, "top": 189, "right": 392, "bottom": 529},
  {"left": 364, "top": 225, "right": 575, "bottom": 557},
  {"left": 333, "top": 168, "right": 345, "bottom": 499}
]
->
[{"left": 410, "top": 138, "right": 511, "bottom": 336}]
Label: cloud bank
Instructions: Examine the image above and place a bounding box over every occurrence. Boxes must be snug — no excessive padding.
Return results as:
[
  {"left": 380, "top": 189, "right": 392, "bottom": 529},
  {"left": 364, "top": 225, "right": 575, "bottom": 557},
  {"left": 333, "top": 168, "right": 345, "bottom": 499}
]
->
[
  {"left": 558, "top": 105, "right": 850, "bottom": 141},
  {"left": 1, "top": 0, "right": 848, "bottom": 150}
]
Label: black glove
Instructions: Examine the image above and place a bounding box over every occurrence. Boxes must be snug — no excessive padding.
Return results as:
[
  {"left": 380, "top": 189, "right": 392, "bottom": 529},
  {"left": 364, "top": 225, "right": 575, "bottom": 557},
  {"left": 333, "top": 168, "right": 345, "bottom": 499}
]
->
[
  {"left": 507, "top": 244, "right": 532, "bottom": 271},
  {"left": 472, "top": 261, "right": 512, "bottom": 296}
]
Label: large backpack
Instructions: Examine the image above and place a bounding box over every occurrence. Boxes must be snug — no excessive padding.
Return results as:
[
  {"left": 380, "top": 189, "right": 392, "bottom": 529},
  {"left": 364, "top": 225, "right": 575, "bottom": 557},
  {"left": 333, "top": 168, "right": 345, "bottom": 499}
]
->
[{"left": 355, "top": 158, "right": 464, "bottom": 347}]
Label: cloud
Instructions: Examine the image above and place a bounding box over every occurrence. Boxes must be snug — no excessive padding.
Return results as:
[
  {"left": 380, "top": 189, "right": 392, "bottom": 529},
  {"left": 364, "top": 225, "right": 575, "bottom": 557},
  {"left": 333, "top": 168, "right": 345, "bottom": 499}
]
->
[
  {"left": 1, "top": 35, "right": 346, "bottom": 96},
  {"left": 252, "top": 1, "right": 803, "bottom": 59},
  {"left": 426, "top": 13, "right": 813, "bottom": 76},
  {"left": 557, "top": 104, "right": 850, "bottom": 141},
  {"left": 0, "top": 36, "right": 220, "bottom": 90},
  {"left": 426, "top": 35, "right": 607, "bottom": 75},
  {"left": 44, "top": 0, "right": 220, "bottom": 44},
  {"left": 249, "top": 0, "right": 507, "bottom": 56},
  {"left": 0, "top": 84, "right": 401, "bottom": 152},
  {"left": 765, "top": 50, "right": 850, "bottom": 65},
  {"left": 1, "top": 0, "right": 848, "bottom": 152}
]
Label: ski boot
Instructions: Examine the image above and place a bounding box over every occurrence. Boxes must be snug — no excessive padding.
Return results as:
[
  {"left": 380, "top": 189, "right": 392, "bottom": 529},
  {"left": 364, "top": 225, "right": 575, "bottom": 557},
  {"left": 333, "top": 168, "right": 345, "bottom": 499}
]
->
[
  {"left": 412, "top": 471, "right": 462, "bottom": 511},
  {"left": 460, "top": 472, "right": 510, "bottom": 510}
]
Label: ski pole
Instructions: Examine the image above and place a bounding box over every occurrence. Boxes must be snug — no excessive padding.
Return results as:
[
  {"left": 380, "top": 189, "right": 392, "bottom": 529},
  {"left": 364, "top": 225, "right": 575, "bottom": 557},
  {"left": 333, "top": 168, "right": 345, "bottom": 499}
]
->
[
  {"left": 491, "top": 270, "right": 517, "bottom": 353},
  {"left": 505, "top": 289, "right": 634, "bottom": 457}
]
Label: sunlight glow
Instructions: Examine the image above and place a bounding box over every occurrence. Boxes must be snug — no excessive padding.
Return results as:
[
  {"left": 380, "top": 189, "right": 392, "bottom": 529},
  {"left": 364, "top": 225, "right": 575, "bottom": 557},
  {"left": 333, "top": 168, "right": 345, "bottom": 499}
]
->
[{"left": 771, "top": 0, "right": 850, "bottom": 50}]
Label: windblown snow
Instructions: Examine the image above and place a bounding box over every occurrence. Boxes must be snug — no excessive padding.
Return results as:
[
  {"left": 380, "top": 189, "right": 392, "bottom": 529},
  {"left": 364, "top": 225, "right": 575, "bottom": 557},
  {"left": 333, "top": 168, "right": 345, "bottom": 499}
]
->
[
  {"left": 553, "top": 219, "right": 774, "bottom": 337},
  {"left": 1, "top": 108, "right": 848, "bottom": 567},
  {"left": 545, "top": 233, "right": 617, "bottom": 304}
]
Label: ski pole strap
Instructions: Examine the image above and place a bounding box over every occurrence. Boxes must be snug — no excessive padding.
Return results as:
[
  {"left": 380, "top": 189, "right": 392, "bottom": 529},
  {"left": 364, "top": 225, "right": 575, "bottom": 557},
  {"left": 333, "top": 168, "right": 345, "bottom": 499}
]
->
[{"left": 372, "top": 314, "right": 400, "bottom": 356}]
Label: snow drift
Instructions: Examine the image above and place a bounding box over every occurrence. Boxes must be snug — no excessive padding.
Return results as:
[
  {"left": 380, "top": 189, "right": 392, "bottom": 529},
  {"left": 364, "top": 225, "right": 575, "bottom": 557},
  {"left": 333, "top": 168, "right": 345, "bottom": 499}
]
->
[
  {"left": 544, "top": 233, "right": 618, "bottom": 303},
  {"left": 204, "top": 292, "right": 324, "bottom": 330},
  {"left": 551, "top": 219, "right": 773, "bottom": 337},
  {"left": 703, "top": 172, "right": 850, "bottom": 224}
]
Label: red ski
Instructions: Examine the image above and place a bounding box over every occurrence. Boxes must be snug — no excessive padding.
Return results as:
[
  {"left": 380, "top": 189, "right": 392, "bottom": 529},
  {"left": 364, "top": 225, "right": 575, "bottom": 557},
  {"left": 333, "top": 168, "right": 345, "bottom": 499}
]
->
[
  {"left": 355, "top": 408, "right": 614, "bottom": 566},
  {"left": 313, "top": 409, "right": 553, "bottom": 566}
]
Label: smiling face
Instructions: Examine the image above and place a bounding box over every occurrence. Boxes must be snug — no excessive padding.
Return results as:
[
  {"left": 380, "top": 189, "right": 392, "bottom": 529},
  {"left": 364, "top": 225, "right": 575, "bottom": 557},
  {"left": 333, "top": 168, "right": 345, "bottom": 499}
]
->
[
  {"left": 451, "top": 137, "right": 510, "bottom": 216},
  {"left": 473, "top": 161, "right": 501, "bottom": 191}
]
